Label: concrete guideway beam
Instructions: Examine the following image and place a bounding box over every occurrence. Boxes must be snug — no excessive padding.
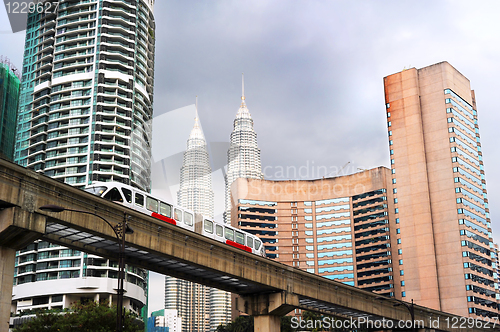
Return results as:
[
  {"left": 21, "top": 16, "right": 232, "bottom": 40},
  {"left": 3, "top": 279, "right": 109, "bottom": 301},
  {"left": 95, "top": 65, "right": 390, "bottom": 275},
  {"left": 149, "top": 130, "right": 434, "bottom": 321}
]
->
[
  {"left": 237, "top": 291, "right": 298, "bottom": 331},
  {"left": 0, "top": 207, "right": 46, "bottom": 249}
]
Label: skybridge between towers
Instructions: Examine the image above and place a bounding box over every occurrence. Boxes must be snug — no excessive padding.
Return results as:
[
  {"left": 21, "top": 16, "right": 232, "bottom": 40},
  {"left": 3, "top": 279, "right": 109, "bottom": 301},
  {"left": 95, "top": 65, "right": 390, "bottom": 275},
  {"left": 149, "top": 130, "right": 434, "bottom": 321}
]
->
[{"left": 0, "top": 158, "right": 492, "bottom": 332}]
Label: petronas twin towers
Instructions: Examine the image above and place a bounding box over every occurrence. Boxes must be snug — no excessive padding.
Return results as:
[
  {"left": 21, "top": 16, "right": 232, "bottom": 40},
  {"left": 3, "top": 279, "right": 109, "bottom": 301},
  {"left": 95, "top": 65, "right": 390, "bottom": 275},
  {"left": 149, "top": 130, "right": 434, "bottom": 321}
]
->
[{"left": 165, "top": 76, "right": 263, "bottom": 332}]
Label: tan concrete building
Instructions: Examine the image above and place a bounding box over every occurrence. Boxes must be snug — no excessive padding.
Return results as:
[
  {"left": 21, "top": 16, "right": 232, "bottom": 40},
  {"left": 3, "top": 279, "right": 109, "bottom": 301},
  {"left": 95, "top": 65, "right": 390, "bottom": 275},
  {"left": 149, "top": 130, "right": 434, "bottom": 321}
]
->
[
  {"left": 384, "top": 62, "right": 499, "bottom": 318},
  {"left": 230, "top": 167, "right": 402, "bottom": 299}
]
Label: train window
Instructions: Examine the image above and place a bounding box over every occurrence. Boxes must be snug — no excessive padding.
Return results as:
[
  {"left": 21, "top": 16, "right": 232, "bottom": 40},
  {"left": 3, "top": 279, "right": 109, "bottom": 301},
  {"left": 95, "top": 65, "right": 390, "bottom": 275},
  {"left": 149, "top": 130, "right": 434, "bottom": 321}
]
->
[
  {"left": 216, "top": 225, "right": 223, "bottom": 237},
  {"left": 225, "top": 228, "right": 234, "bottom": 241},
  {"left": 85, "top": 186, "right": 107, "bottom": 196},
  {"left": 204, "top": 220, "right": 213, "bottom": 233},
  {"left": 135, "top": 193, "right": 144, "bottom": 207},
  {"left": 247, "top": 236, "right": 254, "bottom": 249},
  {"left": 235, "top": 231, "right": 245, "bottom": 245},
  {"left": 255, "top": 240, "right": 261, "bottom": 250},
  {"left": 184, "top": 212, "right": 193, "bottom": 226},
  {"left": 160, "top": 202, "right": 171, "bottom": 218},
  {"left": 104, "top": 188, "right": 123, "bottom": 202},
  {"left": 146, "top": 197, "right": 158, "bottom": 213},
  {"left": 174, "top": 208, "right": 182, "bottom": 222},
  {"left": 121, "top": 188, "right": 132, "bottom": 203}
]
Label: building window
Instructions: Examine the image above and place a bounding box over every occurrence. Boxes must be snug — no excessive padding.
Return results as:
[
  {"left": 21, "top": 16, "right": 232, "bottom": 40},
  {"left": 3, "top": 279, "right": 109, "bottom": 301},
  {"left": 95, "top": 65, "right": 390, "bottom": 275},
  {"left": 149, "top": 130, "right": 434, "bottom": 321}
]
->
[
  {"left": 397, "top": 239, "right": 401, "bottom": 244},
  {"left": 392, "top": 179, "right": 396, "bottom": 184},
  {"left": 400, "top": 270, "right": 404, "bottom": 276},
  {"left": 388, "top": 130, "right": 392, "bottom": 136},
  {"left": 391, "top": 159, "right": 395, "bottom": 165},
  {"left": 395, "top": 208, "right": 399, "bottom": 214},
  {"left": 402, "top": 291, "right": 406, "bottom": 297},
  {"left": 401, "top": 280, "right": 405, "bottom": 286},
  {"left": 389, "top": 140, "right": 393, "bottom": 145},
  {"left": 398, "top": 249, "right": 402, "bottom": 255},
  {"left": 396, "top": 218, "right": 399, "bottom": 223},
  {"left": 394, "top": 198, "right": 398, "bottom": 204},
  {"left": 388, "top": 121, "right": 391, "bottom": 127},
  {"left": 390, "top": 149, "right": 394, "bottom": 155},
  {"left": 392, "top": 169, "right": 396, "bottom": 174},
  {"left": 396, "top": 228, "right": 400, "bottom": 234},
  {"left": 399, "top": 259, "right": 403, "bottom": 265},
  {"left": 387, "top": 112, "right": 391, "bottom": 118},
  {"left": 393, "top": 188, "right": 397, "bottom": 193}
]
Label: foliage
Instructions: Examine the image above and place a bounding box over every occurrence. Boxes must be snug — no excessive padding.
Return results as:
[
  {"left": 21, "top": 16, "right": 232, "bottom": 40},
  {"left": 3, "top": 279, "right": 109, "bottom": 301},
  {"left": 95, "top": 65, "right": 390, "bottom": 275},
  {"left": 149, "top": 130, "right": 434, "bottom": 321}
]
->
[
  {"left": 280, "top": 315, "right": 297, "bottom": 332},
  {"left": 216, "top": 316, "right": 254, "bottom": 332},
  {"left": 13, "top": 301, "right": 143, "bottom": 332}
]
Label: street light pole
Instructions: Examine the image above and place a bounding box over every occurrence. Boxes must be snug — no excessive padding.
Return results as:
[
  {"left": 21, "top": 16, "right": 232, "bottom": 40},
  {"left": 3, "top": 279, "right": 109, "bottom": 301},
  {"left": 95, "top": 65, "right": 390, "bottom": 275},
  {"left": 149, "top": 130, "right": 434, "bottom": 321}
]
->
[
  {"left": 39, "top": 205, "right": 133, "bottom": 332},
  {"left": 375, "top": 296, "right": 415, "bottom": 332}
]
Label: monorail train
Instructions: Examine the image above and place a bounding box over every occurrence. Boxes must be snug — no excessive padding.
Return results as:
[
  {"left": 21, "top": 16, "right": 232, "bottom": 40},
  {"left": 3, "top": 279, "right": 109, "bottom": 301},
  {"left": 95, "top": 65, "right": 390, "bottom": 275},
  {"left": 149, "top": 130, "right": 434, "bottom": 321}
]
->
[{"left": 84, "top": 182, "right": 266, "bottom": 257}]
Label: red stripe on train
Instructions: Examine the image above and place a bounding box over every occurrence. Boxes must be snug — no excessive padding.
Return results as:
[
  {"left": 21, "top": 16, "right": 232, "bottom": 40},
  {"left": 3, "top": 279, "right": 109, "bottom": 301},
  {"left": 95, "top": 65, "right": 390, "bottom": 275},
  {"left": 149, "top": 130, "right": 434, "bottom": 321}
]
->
[
  {"left": 226, "top": 240, "right": 252, "bottom": 253},
  {"left": 151, "top": 212, "right": 177, "bottom": 226}
]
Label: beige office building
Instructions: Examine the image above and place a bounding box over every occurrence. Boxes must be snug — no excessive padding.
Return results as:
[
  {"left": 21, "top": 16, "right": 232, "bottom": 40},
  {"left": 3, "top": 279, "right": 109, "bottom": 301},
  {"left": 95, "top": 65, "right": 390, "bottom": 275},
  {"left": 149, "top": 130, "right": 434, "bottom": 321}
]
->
[
  {"left": 384, "top": 62, "right": 499, "bottom": 317},
  {"left": 230, "top": 167, "right": 402, "bottom": 298}
]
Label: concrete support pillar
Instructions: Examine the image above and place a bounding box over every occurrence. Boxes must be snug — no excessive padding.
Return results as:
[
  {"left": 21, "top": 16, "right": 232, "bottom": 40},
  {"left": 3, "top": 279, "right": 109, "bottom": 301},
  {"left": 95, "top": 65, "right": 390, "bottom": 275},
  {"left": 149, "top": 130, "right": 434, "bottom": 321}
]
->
[
  {"left": 254, "top": 314, "right": 281, "bottom": 332},
  {"left": 0, "top": 207, "right": 46, "bottom": 332},
  {"left": 0, "top": 246, "right": 16, "bottom": 332},
  {"left": 236, "top": 291, "right": 298, "bottom": 332}
]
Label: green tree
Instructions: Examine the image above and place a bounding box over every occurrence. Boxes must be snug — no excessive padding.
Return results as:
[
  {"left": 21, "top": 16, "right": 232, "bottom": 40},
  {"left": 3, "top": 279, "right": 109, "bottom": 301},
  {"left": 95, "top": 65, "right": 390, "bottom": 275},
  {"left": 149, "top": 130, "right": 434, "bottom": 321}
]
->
[
  {"left": 13, "top": 301, "right": 143, "bottom": 332},
  {"left": 216, "top": 316, "right": 254, "bottom": 332}
]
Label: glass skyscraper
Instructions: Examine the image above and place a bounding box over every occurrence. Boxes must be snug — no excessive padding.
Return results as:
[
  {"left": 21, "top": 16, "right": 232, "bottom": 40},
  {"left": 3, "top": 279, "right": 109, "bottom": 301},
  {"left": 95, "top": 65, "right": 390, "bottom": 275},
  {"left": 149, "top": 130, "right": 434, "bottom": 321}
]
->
[
  {"left": 14, "top": 0, "right": 155, "bottom": 192},
  {"left": 224, "top": 76, "right": 263, "bottom": 224},
  {"left": 11, "top": 0, "right": 155, "bottom": 318},
  {"left": 165, "top": 109, "right": 213, "bottom": 332}
]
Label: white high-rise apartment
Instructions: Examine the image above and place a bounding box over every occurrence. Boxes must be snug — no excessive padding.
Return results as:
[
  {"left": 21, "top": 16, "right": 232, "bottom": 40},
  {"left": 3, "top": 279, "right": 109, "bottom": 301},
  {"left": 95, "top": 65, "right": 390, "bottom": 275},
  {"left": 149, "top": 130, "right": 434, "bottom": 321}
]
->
[
  {"left": 15, "top": 0, "right": 155, "bottom": 192},
  {"left": 154, "top": 309, "right": 182, "bottom": 332},
  {"left": 165, "top": 108, "right": 214, "bottom": 332},
  {"left": 12, "top": 0, "right": 155, "bottom": 318},
  {"left": 224, "top": 76, "right": 263, "bottom": 224}
]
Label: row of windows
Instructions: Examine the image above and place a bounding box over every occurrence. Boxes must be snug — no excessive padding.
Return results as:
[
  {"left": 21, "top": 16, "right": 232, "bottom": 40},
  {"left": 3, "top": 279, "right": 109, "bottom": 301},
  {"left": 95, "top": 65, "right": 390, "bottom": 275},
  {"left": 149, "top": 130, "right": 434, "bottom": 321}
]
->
[
  {"left": 239, "top": 199, "right": 277, "bottom": 207},
  {"left": 309, "top": 242, "right": 352, "bottom": 251},
  {"left": 444, "top": 89, "right": 475, "bottom": 114},
  {"left": 457, "top": 197, "right": 486, "bottom": 216},
  {"left": 460, "top": 229, "right": 489, "bottom": 245},
  {"left": 463, "top": 251, "right": 493, "bottom": 267},
  {"left": 458, "top": 208, "right": 487, "bottom": 225},
  {"left": 305, "top": 227, "right": 352, "bottom": 236},
  {"left": 454, "top": 177, "right": 483, "bottom": 196},
  {"left": 447, "top": 106, "right": 475, "bottom": 129},
  {"left": 352, "top": 189, "right": 386, "bottom": 201},
  {"left": 316, "top": 197, "right": 349, "bottom": 205}
]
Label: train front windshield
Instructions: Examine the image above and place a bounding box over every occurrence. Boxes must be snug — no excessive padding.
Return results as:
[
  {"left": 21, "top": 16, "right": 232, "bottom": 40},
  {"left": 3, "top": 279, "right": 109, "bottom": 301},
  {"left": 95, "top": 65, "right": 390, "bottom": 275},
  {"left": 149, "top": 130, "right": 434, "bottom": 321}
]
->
[{"left": 84, "top": 186, "right": 108, "bottom": 196}]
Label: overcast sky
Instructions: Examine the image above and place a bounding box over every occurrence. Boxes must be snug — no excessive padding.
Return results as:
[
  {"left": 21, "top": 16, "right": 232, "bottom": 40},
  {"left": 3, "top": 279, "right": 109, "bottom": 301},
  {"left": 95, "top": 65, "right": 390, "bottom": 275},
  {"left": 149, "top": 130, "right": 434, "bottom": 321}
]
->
[{"left": 2, "top": 0, "right": 500, "bottom": 315}]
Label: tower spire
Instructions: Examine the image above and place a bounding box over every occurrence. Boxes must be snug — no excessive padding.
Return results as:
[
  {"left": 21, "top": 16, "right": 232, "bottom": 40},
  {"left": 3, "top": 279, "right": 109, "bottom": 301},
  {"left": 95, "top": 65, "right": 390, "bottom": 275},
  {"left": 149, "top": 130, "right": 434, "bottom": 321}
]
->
[
  {"left": 190, "top": 96, "right": 202, "bottom": 138},
  {"left": 241, "top": 73, "right": 246, "bottom": 108},
  {"left": 195, "top": 96, "right": 199, "bottom": 121},
  {"left": 242, "top": 73, "right": 245, "bottom": 101}
]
